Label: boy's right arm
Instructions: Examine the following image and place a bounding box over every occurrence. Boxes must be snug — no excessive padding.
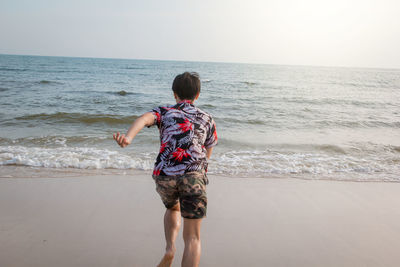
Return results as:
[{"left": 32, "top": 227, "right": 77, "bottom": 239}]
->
[
  {"left": 206, "top": 147, "right": 213, "bottom": 159},
  {"left": 205, "top": 118, "right": 217, "bottom": 159},
  {"left": 113, "top": 112, "right": 155, "bottom": 148}
]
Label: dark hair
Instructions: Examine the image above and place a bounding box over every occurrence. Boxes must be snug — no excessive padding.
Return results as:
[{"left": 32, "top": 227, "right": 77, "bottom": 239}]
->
[{"left": 172, "top": 72, "right": 201, "bottom": 100}]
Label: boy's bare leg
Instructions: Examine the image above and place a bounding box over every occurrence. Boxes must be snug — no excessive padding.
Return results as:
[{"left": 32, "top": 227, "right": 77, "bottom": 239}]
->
[
  {"left": 181, "top": 218, "right": 202, "bottom": 267},
  {"left": 157, "top": 203, "right": 181, "bottom": 267}
]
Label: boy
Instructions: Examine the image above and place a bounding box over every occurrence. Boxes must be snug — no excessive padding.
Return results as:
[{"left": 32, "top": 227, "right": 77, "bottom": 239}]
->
[{"left": 113, "top": 72, "right": 217, "bottom": 267}]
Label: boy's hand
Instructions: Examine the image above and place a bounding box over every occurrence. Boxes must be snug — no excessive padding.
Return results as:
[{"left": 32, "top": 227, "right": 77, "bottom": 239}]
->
[
  {"left": 113, "top": 132, "right": 131, "bottom": 148},
  {"left": 113, "top": 112, "right": 153, "bottom": 148}
]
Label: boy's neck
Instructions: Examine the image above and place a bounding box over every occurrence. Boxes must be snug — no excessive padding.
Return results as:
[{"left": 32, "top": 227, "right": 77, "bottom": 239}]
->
[
  {"left": 174, "top": 92, "right": 199, "bottom": 104},
  {"left": 176, "top": 99, "right": 194, "bottom": 104}
]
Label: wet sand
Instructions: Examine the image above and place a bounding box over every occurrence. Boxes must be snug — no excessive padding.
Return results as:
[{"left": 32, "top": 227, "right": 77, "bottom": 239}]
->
[{"left": 1, "top": 171, "right": 400, "bottom": 266}]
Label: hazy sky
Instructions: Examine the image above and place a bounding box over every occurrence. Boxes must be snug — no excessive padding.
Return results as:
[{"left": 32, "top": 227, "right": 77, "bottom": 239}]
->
[{"left": 1, "top": 0, "right": 399, "bottom": 68}]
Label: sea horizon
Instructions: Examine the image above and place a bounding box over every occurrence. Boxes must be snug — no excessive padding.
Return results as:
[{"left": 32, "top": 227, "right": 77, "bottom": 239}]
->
[{"left": 1, "top": 53, "right": 399, "bottom": 71}]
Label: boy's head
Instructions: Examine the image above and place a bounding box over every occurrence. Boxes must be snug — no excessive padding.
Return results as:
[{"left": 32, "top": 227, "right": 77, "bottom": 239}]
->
[{"left": 172, "top": 72, "right": 201, "bottom": 101}]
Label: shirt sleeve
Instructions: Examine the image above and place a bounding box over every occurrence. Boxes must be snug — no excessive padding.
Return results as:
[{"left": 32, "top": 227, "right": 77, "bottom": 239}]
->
[
  {"left": 204, "top": 118, "right": 218, "bottom": 148},
  {"left": 149, "top": 107, "right": 162, "bottom": 128}
]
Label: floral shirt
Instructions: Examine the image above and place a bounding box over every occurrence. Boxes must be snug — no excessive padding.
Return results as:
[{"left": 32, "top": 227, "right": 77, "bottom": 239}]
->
[{"left": 150, "top": 100, "right": 218, "bottom": 176}]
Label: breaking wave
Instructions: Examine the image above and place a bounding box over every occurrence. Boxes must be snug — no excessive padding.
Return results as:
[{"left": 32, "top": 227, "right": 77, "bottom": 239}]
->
[
  {"left": 0, "top": 146, "right": 154, "bottom": 170},
  {"left": 1, "top": 142, "right": 399, "bottom": 181}
]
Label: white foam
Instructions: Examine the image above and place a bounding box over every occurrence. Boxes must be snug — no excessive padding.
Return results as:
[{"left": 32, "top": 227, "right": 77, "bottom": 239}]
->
[
  {"left": 208, "top": 150, "right": 400, "bottom": 181},
  {"left": 1, "top": 145, "right": 399, "bottom": 182},
  {"left": 0, "top": 146, "right": 154, "bottom": 170}
]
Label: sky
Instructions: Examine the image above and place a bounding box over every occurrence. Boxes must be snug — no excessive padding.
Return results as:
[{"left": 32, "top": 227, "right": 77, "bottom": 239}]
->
[{"left": 1, "top": 0, "right": 399, "bottom": 68}]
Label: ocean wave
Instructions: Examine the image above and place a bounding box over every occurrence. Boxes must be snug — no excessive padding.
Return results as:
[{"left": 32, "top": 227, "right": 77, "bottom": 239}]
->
[
  {"left": 14, "top": 112, "right": 139, "bottom": 125},
  {"left": 330, "top": 80, "right": 397, "bottom": 89},
  {"left": 2, "top": 135, "right": 399, "bottom": 156},
  {"left": 314, "top": 120, "right": 400, "bottom": 129},
  {"left": 0, "top": 146, "right": 154, "bottom": 170},
  {"left": 0, "top": 136, "right": 108, "bottom": 147},
  {"left": 198, "top": 103, "right": 216, "bottom": 109},
  {"left": 215, "top": 114, "right": 400, "bottom": 129},
  {"left": 125, "top": 66, "right": 146, "bottom": 70},
  {"left": 209, "top": 149, "right": 400, "bottom": 180},
  {"left": 241, "top": 81, "right": 258, "bottom": 86},
  {"left": 1, "top": 144, "right": 399, "bottom": 181},
  {"left": 214, "top": 116, "right": 266, "bottom": 126},
  {"left": 111, "top": 90, "right": 142, "bottom": 96},
  {"left": 280, "top": 97, "right": 392, "bottom": 108},
  {"left": 0, "top": 67, "right": 29, "bottom": 72},
  {"left": 271, "top": 143, "right": 348, "bottom": 154},
  {"left": 218, "top": 139, "right": 400, "bottom": 155},
  {"left": 68, "top": 90, "right": 144, "bottom": 97},
  {"left": 38, "top": 80, "right": 63, "bottom": 85},
  {"left": 116, "top": 90, "right": 128, "bottom": 96}
]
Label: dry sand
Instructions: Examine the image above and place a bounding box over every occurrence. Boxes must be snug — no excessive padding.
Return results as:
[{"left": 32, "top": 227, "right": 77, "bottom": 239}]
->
[{"left": 1, "top": 171, "right": 400, "bottom": 267}]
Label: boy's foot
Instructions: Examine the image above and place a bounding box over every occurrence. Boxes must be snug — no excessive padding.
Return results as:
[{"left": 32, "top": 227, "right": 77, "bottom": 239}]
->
[{"left": 157, "top": 249, "right": 175, "bottom": 267}]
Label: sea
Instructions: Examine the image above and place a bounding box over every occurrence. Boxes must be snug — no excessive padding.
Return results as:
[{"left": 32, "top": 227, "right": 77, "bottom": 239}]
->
[{"left": 0, "top": 54, "right": 399, "bottom": 181}]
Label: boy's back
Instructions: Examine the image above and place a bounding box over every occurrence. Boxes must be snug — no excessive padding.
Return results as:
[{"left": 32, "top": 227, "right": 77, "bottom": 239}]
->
[{"left": 151, "top": 100, "right": 217, "bottom": 176}]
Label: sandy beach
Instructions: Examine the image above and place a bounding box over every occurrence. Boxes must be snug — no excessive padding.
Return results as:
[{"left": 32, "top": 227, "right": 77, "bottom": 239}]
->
[{"left": 1, "top": 171, "right": 400, "bottom": 267}]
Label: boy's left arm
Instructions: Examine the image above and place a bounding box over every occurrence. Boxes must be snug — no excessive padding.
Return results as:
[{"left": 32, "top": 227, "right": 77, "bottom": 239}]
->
[{"left": 113, "top": 112, "right": 155, "bottom": 148}]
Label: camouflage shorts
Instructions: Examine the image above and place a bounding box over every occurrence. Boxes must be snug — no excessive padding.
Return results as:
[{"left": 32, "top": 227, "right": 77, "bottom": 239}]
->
[{"left": 152, "top": 171, "right": 209, "bottom": 219}]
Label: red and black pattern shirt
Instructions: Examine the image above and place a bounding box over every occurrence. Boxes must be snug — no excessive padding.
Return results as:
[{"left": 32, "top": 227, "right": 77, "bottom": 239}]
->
[{"left": 150, "top": 100, "right": 218, "bottom": 176}]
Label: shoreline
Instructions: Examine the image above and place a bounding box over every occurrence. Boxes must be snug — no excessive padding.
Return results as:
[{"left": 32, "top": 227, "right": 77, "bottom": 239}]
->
[
  {"left": 1, "top": 173, "right": 400, "bottom": 266},
  {"left": 1, "top": 165, "right": 399, "bottom": 183}
]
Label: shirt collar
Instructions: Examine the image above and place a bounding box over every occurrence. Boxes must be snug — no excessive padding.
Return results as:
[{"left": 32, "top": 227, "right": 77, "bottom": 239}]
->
[
  {"left": 177, "top": 99, "right": 193, "bottom": 104},
  {"left": 175, "top": 99, "right": 194, "bottom": 110}
]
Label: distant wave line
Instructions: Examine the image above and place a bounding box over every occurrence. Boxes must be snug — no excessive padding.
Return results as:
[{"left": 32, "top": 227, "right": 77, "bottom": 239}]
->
[
  {"left": 13, "top": 112, "right": 139, "bottom": 125},
  {"left": 38, "top": 80, "right": 64, "bottom": 85}
]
